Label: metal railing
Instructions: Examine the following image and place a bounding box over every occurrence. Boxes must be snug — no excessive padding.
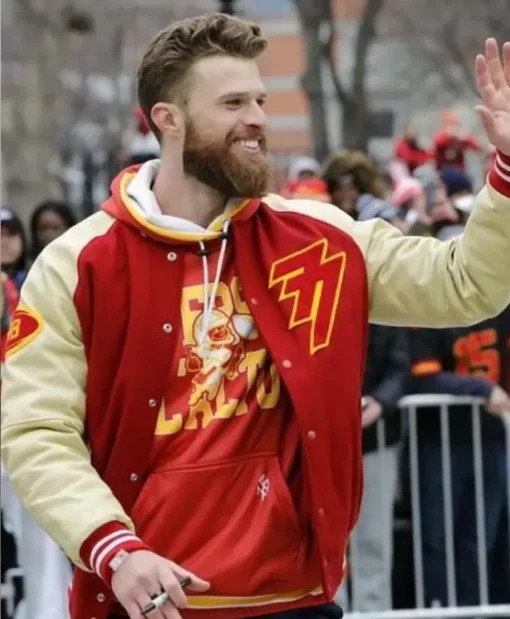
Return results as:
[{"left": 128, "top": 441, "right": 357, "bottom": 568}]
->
[
  {"left": 343, "top": 394, "right": 510, "bottom": 619},
  {"left": 1, "top": 567, "right": 24, "bottom": 618}
]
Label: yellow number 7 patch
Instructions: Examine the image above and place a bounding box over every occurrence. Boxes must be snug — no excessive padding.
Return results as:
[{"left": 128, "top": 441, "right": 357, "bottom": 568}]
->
[{"left": 269, "top": 239, "right": 347, "bottom": 355}]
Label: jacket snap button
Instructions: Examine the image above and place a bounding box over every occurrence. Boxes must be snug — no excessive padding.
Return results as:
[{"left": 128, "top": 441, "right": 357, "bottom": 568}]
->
[
  {"left": 250, "top": 297, "right": 258, "bottom": 305},
  {"left": 318, "top": 508, "right": 325, "bottom": 517},
  {"left": 148, "top": 399, "right": 157, "bottom": 407},
  {"left": 282, "top": 359, "right": 292, "bottom": 369},
  {"left": 97, "top": 593, "right": 105, "bottom": 602},
  {"left": 167, "top": 251, "right": 177, "bottom": 261},
  {"left": 308, "top": 430, "right": 316, "bottom": 440},
  {"left": 130, "top": 473, "right": 138, "bottom": 482},
  {"left": 162, "top": 323, "right": 173, "bottom": 333}
]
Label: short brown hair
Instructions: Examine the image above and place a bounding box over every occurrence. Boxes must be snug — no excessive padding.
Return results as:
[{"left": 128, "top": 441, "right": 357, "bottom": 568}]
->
[{"left": 137, "top": 13, "right": 267, "bottom": 140}]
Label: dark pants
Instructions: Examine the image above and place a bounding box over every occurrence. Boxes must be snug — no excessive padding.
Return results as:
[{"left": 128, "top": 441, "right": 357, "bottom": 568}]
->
[
  {"left": 418, "top": 439, "right": 507, "bottom": 606},
  {"left": 109, "top": 604, "right": 343, "bottom": 619},
  {"left": 489, "top": 511, "right": 510, "bottom": 603},
  {"left": 247, "top": 604, "right": 343, "bottom": 619}
]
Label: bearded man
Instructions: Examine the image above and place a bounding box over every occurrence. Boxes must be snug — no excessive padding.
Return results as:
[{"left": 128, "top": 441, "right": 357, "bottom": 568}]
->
[{"left": 2, "top": 13, "right": 510, "bottom": 619}]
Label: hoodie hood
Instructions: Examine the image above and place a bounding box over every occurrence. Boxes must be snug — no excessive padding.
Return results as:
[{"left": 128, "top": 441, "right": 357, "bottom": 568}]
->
[
  {"left": 102, "top": 160, "right": 261, "bottom": 244},
  {"left": 103, "top": 160, "right": 264, "bottom": 355}
]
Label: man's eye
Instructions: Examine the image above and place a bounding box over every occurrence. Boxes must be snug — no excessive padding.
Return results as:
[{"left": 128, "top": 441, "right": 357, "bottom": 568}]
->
[
  {"left": 257, "top": 98, "right": 266, "bottom": 107},
  {"left": 226, "top": 99, "right": 242, "bottom": 107}
]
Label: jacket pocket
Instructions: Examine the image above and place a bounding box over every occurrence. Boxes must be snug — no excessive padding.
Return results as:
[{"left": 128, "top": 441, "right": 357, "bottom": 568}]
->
[{"left": 131, "top": 453, "right": 310, "bottom": 595}]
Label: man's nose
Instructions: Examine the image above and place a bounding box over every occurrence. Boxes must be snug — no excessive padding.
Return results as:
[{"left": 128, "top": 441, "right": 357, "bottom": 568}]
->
[{"left": 244, "top": 100, "right": 266, "bottom": 129}]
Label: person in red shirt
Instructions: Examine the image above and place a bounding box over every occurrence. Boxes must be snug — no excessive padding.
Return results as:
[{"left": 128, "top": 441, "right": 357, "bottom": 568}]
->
[
  {"left": 394, "top": 123, "right": 433, "bottom": 173},
  {"left": 432, "top": 110, "right": 482, "bottom": 171}
]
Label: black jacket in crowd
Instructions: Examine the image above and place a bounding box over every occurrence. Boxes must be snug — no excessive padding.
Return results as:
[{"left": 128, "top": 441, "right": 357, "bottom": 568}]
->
[
  {"left": 362, "top": 324, "right": 410, "bottom": 453},
  {"left": 407, "top": 304, "right": 510, "bottom": 444}
]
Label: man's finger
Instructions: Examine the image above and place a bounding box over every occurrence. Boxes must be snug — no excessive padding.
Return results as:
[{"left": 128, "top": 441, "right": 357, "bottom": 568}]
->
[
  {"left": 170, "top": 563, "right": 210, "bottom": 592},
  {"left": 475, "top": 55, "right": 497, "bottom": 106},
  {"left": 159, "top": 603, "right": 182, "bottom": 619},
  {"left": 136, "top": 588, "right": 170, "bottom": 618},
  {"left": 159, "top": 570, "right": 188, "bottom": 608},
  {"left": 503, "top": 41, "right": 510, "bottom": 87},
  {"left": 485, "top": 38, "right": 506, "bottom": 90},
  {"left": 124, "top": 599, "right": 144, "bottom": 619},
  {"left": 475, "top": 105, "right": 496, "bottom": 140}
]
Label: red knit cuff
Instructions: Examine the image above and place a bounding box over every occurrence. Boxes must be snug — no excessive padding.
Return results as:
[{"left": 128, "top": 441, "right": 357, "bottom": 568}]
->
[
  {"left": 79, "top": 521, "right": 150, "bottom": 587},
  {"left": 488, "top": 150, "right": 510, "bottom": 197}
]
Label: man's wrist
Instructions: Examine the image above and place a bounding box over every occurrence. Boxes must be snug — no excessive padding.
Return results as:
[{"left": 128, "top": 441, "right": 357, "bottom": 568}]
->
[
  {"left": 488, "top": 150, "right": 510, "bottom": 197},
  {"left": 80, "top": 521, "right": 151, "bottom": 587}
]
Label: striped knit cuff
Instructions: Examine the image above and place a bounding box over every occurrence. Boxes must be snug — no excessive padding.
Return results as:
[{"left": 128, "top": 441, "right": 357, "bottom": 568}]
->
[
  {"left": 488, "top": 151, "right": 510, "bottom": 197},
  {"left": 80, "top": 521, "right": 150, "bottom": 587}
]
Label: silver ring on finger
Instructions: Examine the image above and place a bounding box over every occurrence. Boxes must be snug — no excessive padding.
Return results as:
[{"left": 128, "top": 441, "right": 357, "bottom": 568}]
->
[{"left": 140, "top": 590, "right": 171, "bottom": 616}]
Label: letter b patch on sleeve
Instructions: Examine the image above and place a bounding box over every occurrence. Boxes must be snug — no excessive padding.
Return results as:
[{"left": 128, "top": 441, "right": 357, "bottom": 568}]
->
[{"left": 6, "top": 305, "right": 44, "bottom": 357}]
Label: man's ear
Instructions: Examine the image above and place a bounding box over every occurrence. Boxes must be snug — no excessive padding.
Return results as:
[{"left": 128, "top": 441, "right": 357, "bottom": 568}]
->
[{"left": 151, "top": 103, "right": 184, "bottom": 139}]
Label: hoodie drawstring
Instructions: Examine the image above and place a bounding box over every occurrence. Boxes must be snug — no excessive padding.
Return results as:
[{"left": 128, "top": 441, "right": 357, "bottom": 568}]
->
[{"left": 197, "top": 220, "right": 230, "bottom": 354}]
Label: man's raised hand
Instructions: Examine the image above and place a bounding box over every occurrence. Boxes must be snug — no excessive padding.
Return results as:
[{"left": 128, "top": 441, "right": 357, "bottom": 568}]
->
[{"left": 475, "top": 38, "right": 510, "bottom": 156}]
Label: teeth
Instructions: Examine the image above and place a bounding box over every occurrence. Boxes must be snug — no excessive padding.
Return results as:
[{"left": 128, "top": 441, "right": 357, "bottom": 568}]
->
[{"left": 238, "top": 140, "right": 259, "bottom": 148}]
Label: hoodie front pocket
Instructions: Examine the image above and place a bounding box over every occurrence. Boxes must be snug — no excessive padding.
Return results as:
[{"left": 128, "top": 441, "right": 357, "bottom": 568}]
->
[{"left": 132, "top": 453, "right": 309, "bottom": 595}]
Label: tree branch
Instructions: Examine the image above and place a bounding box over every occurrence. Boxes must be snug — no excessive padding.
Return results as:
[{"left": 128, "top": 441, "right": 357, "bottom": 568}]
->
[
  {"left": 386, "top": 0, "right": 507, "bottom": 99},
  {"left": 351, "top": 0, "right": 385, "bottom": 99},
  {"left": 321, "top": 0, "right": 351, "bottom": 107}
]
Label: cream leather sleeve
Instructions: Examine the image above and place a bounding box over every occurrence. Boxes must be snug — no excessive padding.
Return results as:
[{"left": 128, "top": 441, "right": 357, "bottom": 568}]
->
[
  {"left": 358, "top": 183, "right": 510, "bottom": 326},
  {"left": 1, "top": 233, "right": 133, "bottom": 569}
]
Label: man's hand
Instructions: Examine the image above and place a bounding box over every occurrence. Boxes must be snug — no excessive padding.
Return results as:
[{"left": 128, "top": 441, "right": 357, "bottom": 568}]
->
[
  {"left": 361, "top": 396, "right": 383, "bottom": 428},
  {"left": 475, "top": 39, "right": 510, "bottom": 156},
  {"left": 487, "top": 385, "right": 510, "bottom": 417},
  {"left": 111, "top": 550, "right": 210, "bottom": 619}
]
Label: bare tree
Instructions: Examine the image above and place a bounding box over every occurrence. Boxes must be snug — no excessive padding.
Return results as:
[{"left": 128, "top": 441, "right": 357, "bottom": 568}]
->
[
  {"left": 384, "top": 0, "right": 509, "bottom": 98},
  {"left": 1, "top": 0, "right": 216, "bottom": 220},
  {"left": 1, "top": 0, "right": 78, "bottom": 218},
  {"left": 294, "top": 0, "right": 385, "bottom": 157}
]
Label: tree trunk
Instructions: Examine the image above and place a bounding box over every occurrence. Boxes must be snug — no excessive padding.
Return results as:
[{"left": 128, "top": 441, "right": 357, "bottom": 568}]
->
[
  {"left": 300, "top": 24, "right": 330, "bottom": 161},
  {"left": 341, "top": 99, "right": 371, "bottom": 152},
  {"left": 2, "top": 1, "right": 69, "bottom": 221},
  {"left": 294, "top": 0, "right": 332, "bottom": 161}
]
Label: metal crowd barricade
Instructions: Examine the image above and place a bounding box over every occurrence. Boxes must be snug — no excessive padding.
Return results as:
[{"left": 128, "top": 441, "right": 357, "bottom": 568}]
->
[
  {"left": 1, "top": 567, "right": 24, "bottom": 618},
  {"left": 344, "top": 394, "right": 510, "bottom": 619}
]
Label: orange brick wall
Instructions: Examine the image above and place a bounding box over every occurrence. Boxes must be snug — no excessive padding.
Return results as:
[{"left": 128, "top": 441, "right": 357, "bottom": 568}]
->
[
  {"left": 258, "top": 34, "right": 305, "bottom": 76},
  {"left": 259, "top": 29, "right": 310, "bottom": 156}
]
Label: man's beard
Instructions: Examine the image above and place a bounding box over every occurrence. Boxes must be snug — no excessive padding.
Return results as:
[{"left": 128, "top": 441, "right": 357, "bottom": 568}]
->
[{"left": 182, "top": 119, "right": 271, "bottom": 198}]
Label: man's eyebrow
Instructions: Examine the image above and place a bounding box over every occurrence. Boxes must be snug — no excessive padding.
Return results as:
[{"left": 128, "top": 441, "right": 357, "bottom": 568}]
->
[{"left": 217, "top": 91, "right": 267, "bottom": 101}]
